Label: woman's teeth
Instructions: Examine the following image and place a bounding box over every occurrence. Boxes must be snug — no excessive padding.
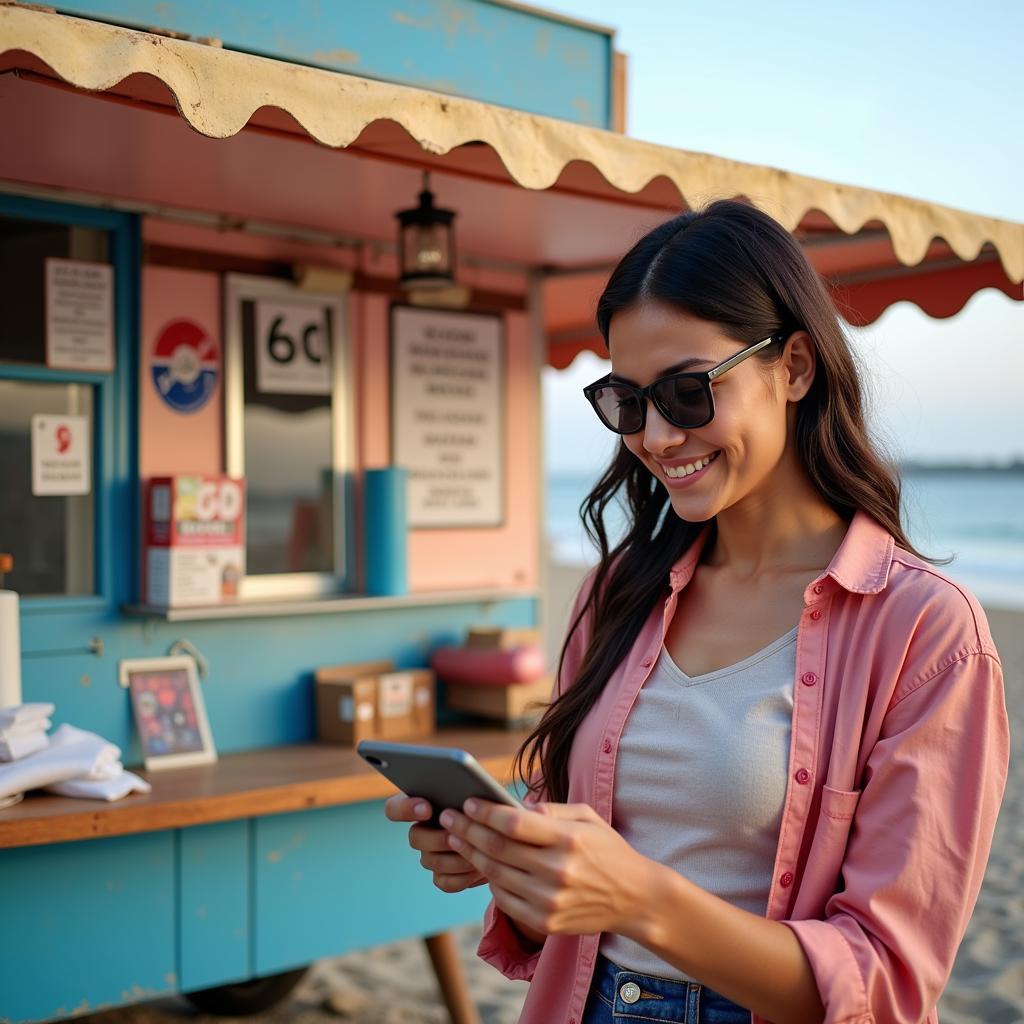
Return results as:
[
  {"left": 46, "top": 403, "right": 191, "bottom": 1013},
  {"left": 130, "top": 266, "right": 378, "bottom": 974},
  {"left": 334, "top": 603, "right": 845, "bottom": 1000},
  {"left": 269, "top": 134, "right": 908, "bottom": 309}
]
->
[{"left": 664, "top": 452, "right": 718, "bottom": 478}]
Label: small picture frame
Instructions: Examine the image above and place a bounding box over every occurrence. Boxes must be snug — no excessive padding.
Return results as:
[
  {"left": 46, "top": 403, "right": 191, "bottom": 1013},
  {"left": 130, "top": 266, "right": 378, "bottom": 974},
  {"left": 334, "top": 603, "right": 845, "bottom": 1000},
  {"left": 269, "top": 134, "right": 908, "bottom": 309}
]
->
[{"left": 119, "top": 655, "right": 217, "bottom": 770}]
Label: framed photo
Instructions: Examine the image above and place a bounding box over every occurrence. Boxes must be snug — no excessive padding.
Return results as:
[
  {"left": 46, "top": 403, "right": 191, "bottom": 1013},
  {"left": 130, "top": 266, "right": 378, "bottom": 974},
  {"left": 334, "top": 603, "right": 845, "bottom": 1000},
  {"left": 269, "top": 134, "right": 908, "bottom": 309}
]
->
[{"left": 119, "top": 656, "right": 217, "bottom": 770}]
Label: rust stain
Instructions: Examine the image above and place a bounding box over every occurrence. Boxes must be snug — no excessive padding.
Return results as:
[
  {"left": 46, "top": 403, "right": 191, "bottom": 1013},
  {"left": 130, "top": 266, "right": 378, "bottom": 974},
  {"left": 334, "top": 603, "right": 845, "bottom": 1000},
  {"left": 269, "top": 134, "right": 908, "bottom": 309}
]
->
[
  {"left": 391, "top": 1, "right": 489, "bottom": 48},
  {"left": 164, "top": 972, "right": 178, "bottom": 986},
  {"left": 311, "top": 48, "right": 361, "bottom": 66},
  {"left": 560, "top": 44, "right": 592, "bottom": 70},
  {"left": 534, "top": 27, "right": 551, "bottom": 57},
  {"left": 573, "top": 97, "right": 592, "bottom": 123},
  {"left": 265, "top": 830, "right": 306, "bottom": 865}
]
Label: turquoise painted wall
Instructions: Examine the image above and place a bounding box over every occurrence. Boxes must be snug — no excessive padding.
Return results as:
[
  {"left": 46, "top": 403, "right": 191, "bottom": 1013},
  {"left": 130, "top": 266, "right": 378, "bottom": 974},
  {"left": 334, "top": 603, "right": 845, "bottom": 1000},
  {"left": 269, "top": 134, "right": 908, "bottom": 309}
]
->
[
  {"left": 0, "top": 805, "right": 494, "bottom": 1023},
  {"left": 52, "top": 0, "right": 614, "bottom": 128}
]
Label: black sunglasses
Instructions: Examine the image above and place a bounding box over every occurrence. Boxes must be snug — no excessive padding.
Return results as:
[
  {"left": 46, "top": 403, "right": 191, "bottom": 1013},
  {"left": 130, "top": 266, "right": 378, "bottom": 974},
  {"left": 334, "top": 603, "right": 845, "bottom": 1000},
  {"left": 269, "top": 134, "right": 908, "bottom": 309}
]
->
[{"left": 583, "top": 333, "right": 786, "bottom": 435}]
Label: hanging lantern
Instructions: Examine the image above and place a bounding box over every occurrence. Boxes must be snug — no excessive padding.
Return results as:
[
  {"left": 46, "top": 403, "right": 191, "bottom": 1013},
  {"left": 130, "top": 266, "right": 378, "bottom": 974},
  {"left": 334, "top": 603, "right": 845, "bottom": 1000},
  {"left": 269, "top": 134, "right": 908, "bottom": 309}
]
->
[{"left": 396, "top": 171, "right": 456, "bottom": 289}]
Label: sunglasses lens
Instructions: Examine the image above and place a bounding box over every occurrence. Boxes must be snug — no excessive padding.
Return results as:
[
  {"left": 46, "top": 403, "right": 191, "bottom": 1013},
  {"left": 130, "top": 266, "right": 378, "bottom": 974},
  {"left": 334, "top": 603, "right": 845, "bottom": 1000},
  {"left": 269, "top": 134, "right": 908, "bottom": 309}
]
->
[
  {"left": 591, "top": 384, "right": 644, "bottom": 434},
  {"left": 653, "top": 376, "right": 710, "bottom": 427}
]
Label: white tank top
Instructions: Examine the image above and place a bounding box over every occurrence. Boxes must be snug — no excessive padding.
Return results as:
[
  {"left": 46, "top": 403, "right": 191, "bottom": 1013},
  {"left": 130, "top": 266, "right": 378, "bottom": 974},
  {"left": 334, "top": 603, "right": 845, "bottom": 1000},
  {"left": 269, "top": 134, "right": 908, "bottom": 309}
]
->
[{"left": 600, "top": 626, "right": 797, "bottom": 980}]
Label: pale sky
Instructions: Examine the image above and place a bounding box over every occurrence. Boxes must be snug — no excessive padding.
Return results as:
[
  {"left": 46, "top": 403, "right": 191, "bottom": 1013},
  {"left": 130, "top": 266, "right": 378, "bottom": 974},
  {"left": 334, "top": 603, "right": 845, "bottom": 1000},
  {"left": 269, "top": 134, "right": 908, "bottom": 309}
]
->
[{"left": 541, "top": 0, "right": 1023, "bottom": 472}]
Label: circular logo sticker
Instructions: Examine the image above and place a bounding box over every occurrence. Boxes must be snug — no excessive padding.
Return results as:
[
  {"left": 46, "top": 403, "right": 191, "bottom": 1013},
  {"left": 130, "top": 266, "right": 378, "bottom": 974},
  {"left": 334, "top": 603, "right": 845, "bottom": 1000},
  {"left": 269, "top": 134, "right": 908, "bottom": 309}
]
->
[{"left": 151, "top": 319, "right": 218, "bottom": 413}]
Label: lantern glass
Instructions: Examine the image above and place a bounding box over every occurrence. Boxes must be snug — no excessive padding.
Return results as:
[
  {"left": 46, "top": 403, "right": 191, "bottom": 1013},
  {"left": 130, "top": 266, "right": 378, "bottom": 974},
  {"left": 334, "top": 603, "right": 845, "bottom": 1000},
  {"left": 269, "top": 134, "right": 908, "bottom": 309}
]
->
[{"left": 396, "top": 174, "right": 456, "bottom": 289}]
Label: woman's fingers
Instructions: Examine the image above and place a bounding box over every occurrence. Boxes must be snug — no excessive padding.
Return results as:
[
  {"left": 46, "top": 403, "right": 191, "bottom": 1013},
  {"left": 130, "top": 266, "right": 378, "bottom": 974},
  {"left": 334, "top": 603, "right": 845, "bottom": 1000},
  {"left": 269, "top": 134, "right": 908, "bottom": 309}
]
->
[
  {"left": 420, "top": 849, "right": 479, "bottom": 874},
  {"left": 384, "top": 794, "right": 433, "bottom": 823},
  {"left": 408, "top": 822, "right": 459, "bottom": 852}
]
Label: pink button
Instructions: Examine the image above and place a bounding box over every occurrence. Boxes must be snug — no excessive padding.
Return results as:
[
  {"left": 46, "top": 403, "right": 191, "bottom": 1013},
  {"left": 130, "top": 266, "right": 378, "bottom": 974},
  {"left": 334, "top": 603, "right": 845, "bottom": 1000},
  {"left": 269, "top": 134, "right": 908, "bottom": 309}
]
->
[
  {"left": 813, "top": 583, "right": 824, "bottom": 595},
  {"left": 795, "top": 768, "right": 811, "bottom": 785},
  {"left": 641, "top": 657, "right": 653, "bottom": 668},
  {"left": 801, "top": 672, "right": 818, "bottom": 687},
  {"left": 602, "top": 738, "right": 613, "bottom": 754},
  {"left": 780, "top": 871, "right": 794, "bottom": 888},
  {"left": 810, "top": 609, "right": 822, "bottom": 621}
]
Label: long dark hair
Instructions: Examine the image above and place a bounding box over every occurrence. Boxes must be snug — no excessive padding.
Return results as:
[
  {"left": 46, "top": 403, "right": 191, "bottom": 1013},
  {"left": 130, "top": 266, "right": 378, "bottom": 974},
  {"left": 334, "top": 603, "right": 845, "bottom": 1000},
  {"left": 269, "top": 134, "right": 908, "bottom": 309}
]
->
[{"left": 517, "top": 199, "right": 941, "bottom": 804}]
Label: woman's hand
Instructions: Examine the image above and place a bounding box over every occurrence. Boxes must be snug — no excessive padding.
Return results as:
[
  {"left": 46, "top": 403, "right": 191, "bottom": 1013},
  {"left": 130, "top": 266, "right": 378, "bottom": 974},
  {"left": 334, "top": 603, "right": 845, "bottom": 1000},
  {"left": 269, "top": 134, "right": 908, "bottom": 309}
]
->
[
  {"left": 384, "top": 795, "right": 487, "bottom": 893},
  {"left": 439, "top": 798, "right": 653, "bottom": 939}
]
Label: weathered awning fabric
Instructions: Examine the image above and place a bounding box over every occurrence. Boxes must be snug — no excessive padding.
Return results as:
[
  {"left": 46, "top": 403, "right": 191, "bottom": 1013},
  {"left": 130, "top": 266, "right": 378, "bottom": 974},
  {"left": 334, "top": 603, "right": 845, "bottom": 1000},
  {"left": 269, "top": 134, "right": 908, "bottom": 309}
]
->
[{"left": 2, "top": 4, "right": 1021, "bottom": 368}]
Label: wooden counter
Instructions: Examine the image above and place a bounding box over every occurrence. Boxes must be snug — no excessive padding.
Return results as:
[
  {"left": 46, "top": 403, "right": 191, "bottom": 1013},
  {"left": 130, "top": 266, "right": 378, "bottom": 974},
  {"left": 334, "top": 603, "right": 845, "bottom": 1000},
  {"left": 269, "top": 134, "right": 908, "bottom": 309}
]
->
[{"left": 0, "top": 727, "right": 530, "bottom": 849}]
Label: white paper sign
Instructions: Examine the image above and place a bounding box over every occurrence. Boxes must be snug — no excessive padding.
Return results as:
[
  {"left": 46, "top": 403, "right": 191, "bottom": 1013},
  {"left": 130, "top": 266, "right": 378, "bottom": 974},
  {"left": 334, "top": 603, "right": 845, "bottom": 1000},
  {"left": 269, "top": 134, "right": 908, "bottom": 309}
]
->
[
  {"left": 45, "top": 258, "right": 115, "bottom": 371},
  {"left": 391, "top": 308, "right": 503, "bottom": 528},
  {"left": 255, "top": 299, "right": 332, "bottom": 395},
  {"left": 31, "top": 414, "right": 92, "bottom": 496}
]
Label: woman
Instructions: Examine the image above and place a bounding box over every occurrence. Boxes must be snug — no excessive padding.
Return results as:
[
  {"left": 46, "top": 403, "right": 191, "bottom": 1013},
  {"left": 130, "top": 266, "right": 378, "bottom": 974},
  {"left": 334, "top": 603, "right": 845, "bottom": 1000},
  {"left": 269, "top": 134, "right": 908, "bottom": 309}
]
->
[{"left": 386, "top": 200, "right": 1009, "bottom": 1024}]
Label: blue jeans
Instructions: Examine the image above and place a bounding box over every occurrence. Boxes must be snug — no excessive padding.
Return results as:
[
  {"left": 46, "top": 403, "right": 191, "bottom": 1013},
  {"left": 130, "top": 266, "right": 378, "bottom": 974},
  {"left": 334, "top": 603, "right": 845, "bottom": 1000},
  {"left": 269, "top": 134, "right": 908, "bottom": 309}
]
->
[{"left": 582, "top": 953, "right": 750, "bottom": 1023}]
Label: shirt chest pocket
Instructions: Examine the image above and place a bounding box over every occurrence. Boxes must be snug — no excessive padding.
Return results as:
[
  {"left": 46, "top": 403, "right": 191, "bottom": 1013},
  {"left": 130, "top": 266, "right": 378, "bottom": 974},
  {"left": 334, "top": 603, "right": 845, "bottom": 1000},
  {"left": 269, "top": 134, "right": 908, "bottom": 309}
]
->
[{"left": 789, "top": 784, "right": 862, "bottom": 918}]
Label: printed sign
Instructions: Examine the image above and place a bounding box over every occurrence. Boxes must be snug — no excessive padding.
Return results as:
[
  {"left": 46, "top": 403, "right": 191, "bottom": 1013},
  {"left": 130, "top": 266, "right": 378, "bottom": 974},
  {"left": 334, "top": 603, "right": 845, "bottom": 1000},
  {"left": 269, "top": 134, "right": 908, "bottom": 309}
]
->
[
  {"left": 255, "top": 299, "right": 332, "bottom": 395},
  {"left": 151, "top": 318, "right": 219, "bottom": 413},
  {"left": 31, "top": 414, "right": 91, "bottom": 496},
  {"left": 391, "top": 307, "right": 503, "bottom": 528},
  {"left": 45, "top": 258, "right": 115, "bottom": 371}
]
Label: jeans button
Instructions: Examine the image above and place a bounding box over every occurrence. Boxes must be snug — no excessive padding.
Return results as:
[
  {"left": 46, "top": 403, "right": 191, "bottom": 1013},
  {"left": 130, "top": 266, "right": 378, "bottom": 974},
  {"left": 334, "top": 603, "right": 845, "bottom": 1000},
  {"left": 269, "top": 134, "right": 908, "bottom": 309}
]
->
[{"left": 619, "top": 981, "right": 641, "bottom": 1004}]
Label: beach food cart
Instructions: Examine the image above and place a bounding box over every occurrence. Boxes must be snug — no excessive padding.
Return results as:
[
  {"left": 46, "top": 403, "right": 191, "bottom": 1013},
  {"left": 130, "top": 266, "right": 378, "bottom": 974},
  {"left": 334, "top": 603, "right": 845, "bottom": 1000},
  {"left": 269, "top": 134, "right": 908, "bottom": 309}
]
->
[{"left": 0, "top": 3, "right": 1021, "bottom": 1022}]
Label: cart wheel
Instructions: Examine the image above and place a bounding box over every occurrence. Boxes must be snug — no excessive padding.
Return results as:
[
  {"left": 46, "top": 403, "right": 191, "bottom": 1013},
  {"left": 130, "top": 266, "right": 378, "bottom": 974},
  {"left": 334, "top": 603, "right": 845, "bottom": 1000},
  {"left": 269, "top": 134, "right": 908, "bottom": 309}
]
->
[{"left": 184, "top": 966, "right": 309, "bottom": 1016}]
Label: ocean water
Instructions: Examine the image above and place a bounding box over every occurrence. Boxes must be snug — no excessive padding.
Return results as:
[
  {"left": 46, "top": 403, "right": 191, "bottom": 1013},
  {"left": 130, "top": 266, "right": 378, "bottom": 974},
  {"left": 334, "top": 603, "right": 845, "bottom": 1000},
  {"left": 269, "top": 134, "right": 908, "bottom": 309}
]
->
[{"left": 546, "top": 469, "right": 1024, "bottom": 610}]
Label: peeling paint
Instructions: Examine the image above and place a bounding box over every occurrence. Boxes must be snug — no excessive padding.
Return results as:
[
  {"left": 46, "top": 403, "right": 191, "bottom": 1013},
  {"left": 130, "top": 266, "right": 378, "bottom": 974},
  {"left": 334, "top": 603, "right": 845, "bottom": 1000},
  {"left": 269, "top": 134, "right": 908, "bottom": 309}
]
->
[
  {"left": 119, "top": 984, "right": 164, "bottom": 1002},
  {"left": 311, "top": 48, "right": 360, "bottom": 66},
  {"left": 164, "top": 972, "right": 178, "bottom": 986}
]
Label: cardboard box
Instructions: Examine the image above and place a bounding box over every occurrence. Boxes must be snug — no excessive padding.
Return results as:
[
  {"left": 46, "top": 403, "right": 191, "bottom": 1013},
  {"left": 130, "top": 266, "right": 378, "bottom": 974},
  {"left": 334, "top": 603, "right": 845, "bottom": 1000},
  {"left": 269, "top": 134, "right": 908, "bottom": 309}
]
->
[
  {"left": 144, "top": 475, "right": 245, "bottom": 607},
  {"left": 315, "top": 660, "right": 435, "bottom": 745},
  {"left": 465, "top": 626, "right": 542, "bottom": 650},
  {"left": 445, "top": 675, "right": 552, "bottom": 726},
  {"left": 316, "top": 676, "right": 378, "bottom": 746}
]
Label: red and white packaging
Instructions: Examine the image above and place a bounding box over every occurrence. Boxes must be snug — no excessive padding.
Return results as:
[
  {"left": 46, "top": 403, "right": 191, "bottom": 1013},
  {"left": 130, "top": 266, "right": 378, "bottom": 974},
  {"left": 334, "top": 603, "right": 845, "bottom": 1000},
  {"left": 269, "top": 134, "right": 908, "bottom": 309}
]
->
[{"left": 144, "top": 475, "right": 245, "bottom": 607}]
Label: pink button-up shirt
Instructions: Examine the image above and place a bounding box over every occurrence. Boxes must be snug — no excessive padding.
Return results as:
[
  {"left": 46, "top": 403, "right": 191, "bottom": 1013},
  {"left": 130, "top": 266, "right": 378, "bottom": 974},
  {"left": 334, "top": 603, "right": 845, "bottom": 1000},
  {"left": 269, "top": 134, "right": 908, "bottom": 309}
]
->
[{"left": 478, "top": 510, "right": 1009, "bottom": 1024}]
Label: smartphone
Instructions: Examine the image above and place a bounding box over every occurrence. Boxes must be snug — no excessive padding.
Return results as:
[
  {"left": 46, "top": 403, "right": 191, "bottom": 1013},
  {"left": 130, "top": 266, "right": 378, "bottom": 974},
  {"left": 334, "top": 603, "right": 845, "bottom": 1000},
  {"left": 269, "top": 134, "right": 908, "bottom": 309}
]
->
[{"left": 357, "top": 739, "right": 523, "bottom": 826}]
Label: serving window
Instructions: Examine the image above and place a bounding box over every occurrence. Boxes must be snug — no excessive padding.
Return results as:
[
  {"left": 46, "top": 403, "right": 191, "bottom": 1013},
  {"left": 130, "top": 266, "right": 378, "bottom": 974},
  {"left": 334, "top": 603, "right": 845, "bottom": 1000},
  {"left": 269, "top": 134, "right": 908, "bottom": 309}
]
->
[
  {"left": 0, "top": 210, "right": 114, "bottom": 599},
  {"left": 224, "top": 274, "right": 353, "bottom": 600}
]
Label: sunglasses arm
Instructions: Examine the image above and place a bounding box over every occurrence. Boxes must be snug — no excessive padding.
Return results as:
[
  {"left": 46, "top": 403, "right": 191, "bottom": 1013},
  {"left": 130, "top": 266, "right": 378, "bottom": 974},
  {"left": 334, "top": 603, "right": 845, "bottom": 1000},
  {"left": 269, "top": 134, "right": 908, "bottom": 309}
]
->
[{"left": 707, "top": 334, "right": 779, "bottom": 381}]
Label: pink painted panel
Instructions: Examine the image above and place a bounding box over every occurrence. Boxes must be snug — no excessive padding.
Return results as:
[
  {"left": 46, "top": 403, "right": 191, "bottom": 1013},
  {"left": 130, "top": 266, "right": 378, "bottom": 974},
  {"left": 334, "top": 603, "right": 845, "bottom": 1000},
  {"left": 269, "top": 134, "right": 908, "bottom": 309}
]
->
[
  {"left": 359, "top": 299, "right": 539, "bottom": 591},
  {"left": 140, "top": 266, "right": 223, "bottom": 477}
]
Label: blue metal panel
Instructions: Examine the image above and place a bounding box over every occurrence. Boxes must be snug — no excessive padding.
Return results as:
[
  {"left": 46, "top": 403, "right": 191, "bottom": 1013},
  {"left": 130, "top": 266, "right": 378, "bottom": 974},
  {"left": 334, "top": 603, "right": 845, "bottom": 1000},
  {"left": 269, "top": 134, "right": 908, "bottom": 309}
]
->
[
  {"left": 178, "top": 821, "right": 250, "bottom": 991},
  {"left": 253, "top": 801, "right": 492, "bottom": 975},
  {"left": 0, "top": 831, "right": 176, "bottom": 1024},
  {"left": 52, "top": 0, "right": 613, "bottom": 127}
]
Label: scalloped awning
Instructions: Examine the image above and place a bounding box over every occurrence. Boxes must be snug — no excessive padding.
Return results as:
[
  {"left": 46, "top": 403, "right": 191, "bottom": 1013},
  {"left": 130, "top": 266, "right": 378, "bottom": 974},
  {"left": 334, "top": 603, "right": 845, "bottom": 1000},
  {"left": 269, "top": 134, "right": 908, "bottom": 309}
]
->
[{"left": 1, "top": 3, "right": 1021, "bottom": 368}]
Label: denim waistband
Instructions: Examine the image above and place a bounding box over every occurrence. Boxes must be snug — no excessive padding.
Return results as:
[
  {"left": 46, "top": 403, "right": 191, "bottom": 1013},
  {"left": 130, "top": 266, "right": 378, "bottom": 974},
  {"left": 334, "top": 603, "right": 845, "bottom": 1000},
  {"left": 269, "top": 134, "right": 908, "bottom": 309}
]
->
[{"left": 589, "top": 952, "right": 750, "bottom": 1023}]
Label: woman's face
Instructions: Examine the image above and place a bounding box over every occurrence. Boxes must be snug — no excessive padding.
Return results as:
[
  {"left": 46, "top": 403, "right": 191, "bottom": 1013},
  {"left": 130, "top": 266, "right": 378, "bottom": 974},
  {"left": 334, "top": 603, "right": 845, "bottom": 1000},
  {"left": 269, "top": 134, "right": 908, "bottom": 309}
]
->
[{"left": 607, "top": 302, "right": 804, "bottom": 523}]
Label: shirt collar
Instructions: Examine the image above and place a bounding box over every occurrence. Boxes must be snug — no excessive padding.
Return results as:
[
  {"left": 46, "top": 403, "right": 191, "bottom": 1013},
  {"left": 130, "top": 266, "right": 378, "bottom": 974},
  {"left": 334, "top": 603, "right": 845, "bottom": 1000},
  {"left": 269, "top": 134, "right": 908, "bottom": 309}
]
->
[
  {"left": 667, "top": 509, "right": 895, "bottom": 597},
  {"left": 819, "top": 509, "right": 895, "bottom": 595}
]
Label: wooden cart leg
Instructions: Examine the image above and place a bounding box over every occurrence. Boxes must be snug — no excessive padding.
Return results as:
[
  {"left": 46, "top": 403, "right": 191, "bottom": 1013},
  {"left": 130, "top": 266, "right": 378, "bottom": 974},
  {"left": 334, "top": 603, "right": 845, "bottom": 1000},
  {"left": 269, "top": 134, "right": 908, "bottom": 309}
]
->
[{"left": 423, "top": 930, "right": 481, "bottom": 1024}]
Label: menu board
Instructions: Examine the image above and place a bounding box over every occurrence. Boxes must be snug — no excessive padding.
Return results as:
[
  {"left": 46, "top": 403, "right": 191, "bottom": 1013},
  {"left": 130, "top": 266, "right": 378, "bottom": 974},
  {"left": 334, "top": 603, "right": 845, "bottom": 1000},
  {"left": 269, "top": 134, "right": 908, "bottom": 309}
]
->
[{"left": 391, "top": 307, "right": 503, "bottom": 528}]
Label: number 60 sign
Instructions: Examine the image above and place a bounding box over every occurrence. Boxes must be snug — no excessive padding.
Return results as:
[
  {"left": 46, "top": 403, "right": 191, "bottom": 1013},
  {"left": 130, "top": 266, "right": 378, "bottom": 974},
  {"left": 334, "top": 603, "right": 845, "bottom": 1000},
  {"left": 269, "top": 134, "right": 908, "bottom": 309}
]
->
[{"left": 255, "top": 299, "right": 332, "bottom": 396}]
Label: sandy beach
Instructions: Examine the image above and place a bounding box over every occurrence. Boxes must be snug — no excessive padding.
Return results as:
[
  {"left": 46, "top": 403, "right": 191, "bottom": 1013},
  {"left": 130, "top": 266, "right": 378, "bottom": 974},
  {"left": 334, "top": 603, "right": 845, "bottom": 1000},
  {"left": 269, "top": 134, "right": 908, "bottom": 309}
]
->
[{"left": 75, "top": 567, "right": 1022, "bottom": 1024}]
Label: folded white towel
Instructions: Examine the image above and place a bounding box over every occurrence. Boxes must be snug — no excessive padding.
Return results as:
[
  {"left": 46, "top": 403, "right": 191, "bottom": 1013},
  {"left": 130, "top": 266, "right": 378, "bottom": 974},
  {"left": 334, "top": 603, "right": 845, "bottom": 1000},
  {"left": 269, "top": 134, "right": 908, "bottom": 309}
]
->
[
  {"left": 0, "top": 718, "right": 52, "bottom": 741},
  {"left": 46, "top": 771, "right": 151, "bottom": 802},
  {"left": 0, "top": 703, "right": 56, "bottom": 729},
  {"left": 0, "top": 722, "right": 123, "bottom": 799},
  {"left": 0, "top": 730, "right": 49, "bottom": 762}
]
